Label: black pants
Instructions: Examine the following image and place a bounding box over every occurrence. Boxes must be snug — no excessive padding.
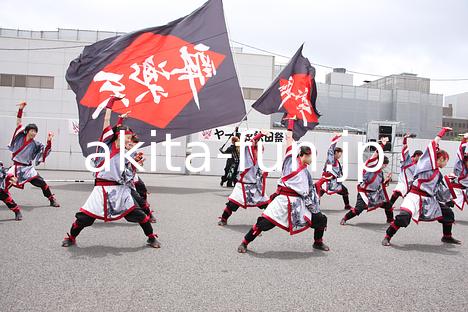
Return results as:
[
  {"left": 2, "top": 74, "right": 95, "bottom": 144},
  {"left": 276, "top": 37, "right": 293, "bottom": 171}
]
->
[
  {"left": 0, "top": 190, "right": 19, "bottom": 211},
  {"left": 221, "top": 161, "right": 238, "bottom": 187},
  {"left": 343, "top": 193, "right": 394, "bottom": 222},
  {"left": 385, "top": 204, "right": 455, "bottom": 239},
  {"left": 130, "top": 188, "right": 152, "bottom": 216},
  {"left": 69, "top": 208, "right": 154, "bottom": 239},
  {"left": 220, "top": 161, "right": 231, "bottom": 185},
  {"left": 389, "top": 192, "right": 402, "bottom": 207},
  {"left": 29, "top": 176, "right": 53, "bottom": 199},
  {"left": 242, "top": 213, "right": 328, "bottom": 246},
  {"left": 220, "top": 200, "right": 268, "bottom": 222},
  {"left": 134, "top": 177, "right": 148, "bottom": 201},
  {"left": 319, "top": 185, "right": 350, "bottom": 206}
]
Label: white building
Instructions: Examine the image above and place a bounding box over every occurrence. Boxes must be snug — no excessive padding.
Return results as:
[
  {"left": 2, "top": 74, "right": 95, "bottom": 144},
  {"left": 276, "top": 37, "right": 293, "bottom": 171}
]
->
[
  {"left": 0, "top": 28, "right": 459, "bottom": 180},
  {"left": 445, "top": 92, "right": 468, "bottom": 118},
  {"left": 325, "top": 68, "right": 353, "bottom": 86},
  {"left": 0, "top": 28, "right": 280, "bottom": 175}
]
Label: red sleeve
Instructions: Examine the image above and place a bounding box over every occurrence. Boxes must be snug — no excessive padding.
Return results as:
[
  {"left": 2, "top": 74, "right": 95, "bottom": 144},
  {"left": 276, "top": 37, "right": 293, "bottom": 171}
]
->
[
  {"left": 42, "top": 141, "right": 52, "bottom": 162},
  {"left": 459, "top": 138, "right": 467, "bottom": 160},
  {"left": 10, "top": 124, "right": 23, "bottom": 146},
  {"left": 116, "top": 117, "right": 124, "bottom": 127},
  {"left": 365, "top": 155, "right": 379, "bottom": 168},
  {"left": 365, "top": 143, "right": 385, "bottom": 168},
  {"left": 251, "top": 133, "right": 264, "bottom": 144},
  {"left": 99, "top": 126, "right": 114, "bottom": 143},
  {"left": 401, "top": 137, "right": 409, "bottom": 162},
  {"left": 428, "top": 140, "right": 438, "bottom": 171}
]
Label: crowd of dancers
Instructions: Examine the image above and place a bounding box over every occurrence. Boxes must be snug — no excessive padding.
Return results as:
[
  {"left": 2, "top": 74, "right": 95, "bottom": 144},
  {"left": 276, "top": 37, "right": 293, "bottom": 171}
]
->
[{"left": 1, "top": 99, "right": 466, "bottom": 252}]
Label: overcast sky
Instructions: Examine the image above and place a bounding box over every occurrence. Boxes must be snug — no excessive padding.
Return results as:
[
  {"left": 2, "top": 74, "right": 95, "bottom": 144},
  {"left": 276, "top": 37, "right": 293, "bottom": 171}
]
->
[{"left": 1, "top": 0, "right": 467, "bottom": 97}]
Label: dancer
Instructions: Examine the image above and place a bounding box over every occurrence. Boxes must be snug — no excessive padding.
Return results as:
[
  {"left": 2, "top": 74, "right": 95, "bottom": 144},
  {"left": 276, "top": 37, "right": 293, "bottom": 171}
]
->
[
  {"left": 0, "top": 161, "right": 22, "bottom": 220},
  {"left": 61, "top": 97, "right": 160, "bottom": 248},
  {"left": 319, "top": 133, "right": 352, "bottom": 210},
  {"left": 218, "top": 131, "right": 270, "bottom": 226},
  {"left": 237, "top": 119, "right": 329, "bottom": 253},
  {"left": 8, "top": 102, "right": 60, "bottom": 207},
  {"left": 219, "top": 135, "right": 240, "bottom": 188},
  {"left": 382, "top": 127, "right": 461, "bottom": 246},
  {"left": 388, "top": 134, "right": 423, "bottom": 207},
  {"left": 340, "top": 137, "right": 394, "bottom": 225}
]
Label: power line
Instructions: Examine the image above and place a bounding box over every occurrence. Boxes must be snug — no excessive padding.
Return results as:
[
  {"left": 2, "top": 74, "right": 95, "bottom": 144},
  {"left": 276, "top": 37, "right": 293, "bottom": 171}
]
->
[
  {"left": 0, "top": 45, "right": 86, "bottom": 51},
  {"left": 230, "top": 39, "right": 335, "bottom": 70},
  {"left": 0, "top": 39, "right": 467, "bottom": 81},
  {"left": 231, "top": 40, "right": 468, "bottom": 81}
]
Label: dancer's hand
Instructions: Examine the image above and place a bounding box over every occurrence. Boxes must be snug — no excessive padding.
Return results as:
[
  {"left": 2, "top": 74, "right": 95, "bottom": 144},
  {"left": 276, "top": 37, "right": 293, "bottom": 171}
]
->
[
  {"left": 119, "top": 111, "right": 131, "bottom": 119},
  {"left": 47, "top": 132, "right": 54, "bottom": 141},
  {"left": 379, "top": 137, "right": 389, "bottom": 145}
]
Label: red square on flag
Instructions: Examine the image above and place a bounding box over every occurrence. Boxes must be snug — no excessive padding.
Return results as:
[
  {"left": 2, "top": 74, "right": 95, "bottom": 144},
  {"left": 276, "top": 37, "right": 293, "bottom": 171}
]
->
[{"left": 80, "top": 33, "right": 226, "bottom": 128}]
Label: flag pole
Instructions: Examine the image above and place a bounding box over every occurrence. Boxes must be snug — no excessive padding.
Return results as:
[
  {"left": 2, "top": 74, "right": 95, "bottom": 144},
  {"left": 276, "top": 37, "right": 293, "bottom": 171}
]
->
[
  {"left": 237, "top": 106, "right": 253, "bottom": 129},
  {"left": 220, "top": 106, "right": 253, "bottom": 150}
]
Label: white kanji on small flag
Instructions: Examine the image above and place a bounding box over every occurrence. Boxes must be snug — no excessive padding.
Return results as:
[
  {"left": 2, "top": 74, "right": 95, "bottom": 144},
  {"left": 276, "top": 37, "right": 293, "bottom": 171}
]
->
[{"left": 278, "top": 75, "right": 312, "bottom": 126}]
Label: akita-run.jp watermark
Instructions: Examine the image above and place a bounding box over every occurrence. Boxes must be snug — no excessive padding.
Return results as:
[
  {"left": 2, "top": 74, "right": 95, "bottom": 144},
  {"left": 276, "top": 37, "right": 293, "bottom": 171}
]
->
[{"left": 84, "top": 130, "right": 386, "bottom": 182}]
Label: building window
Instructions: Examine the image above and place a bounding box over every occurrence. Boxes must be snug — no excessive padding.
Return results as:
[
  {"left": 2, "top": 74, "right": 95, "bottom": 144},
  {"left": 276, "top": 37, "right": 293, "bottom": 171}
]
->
[
  {"left": 242, "top": 87, "right": 264, "bottom": 100},
  {"left": 40, "top": 76, "right": 54, "bottom": 89},
  {"left": 0, "top": 74, "right": 13, "bottom": 86},
  {"left": 14, "top": 75, "right": 26, "bottom": 87},
  {"left": 26, "top": 76, "right": 41, "bottom": 88},
  {"left": 0, "top": 74, "right": 54, "bottom": 89}
]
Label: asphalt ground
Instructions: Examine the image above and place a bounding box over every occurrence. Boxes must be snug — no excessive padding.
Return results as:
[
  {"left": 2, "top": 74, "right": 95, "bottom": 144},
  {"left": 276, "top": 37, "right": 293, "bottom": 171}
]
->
[{"left": 0, "top": 171, "right": 467, "bottom": 311}]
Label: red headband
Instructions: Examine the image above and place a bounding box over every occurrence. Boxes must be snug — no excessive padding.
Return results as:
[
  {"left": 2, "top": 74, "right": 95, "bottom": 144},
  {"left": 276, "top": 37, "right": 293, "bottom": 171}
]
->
[{"left": 117, "top": 130, "right": 134, "bottom": 136}]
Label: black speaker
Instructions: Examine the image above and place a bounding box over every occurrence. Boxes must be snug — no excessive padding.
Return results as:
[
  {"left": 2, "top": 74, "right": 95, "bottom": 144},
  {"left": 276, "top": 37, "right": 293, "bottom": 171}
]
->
[{"left": 378, "top": 126, "right": 392, "bottom": 151}]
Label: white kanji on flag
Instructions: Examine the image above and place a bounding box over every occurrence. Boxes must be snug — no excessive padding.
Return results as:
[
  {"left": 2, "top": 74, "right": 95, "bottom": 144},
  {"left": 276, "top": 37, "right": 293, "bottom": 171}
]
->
[
  {"left": 129, "top": 55, "right": 171, "bottom": 104},
  {"left": 278, "top": 76, "right": 294, "bottom": 110},
  {"left": 91, "top": 71, "right": 130, "bottom": 119},
  {"left": 278, "top": 75, "right": 312, "bottom": 126},
  {"left": 295, "top": 88, "right": 312, "bottom": 126},
  {"left": 90, "top": 42, "right": 218, "bottom": 119},
  {"left": 171, "top": 43, "right": 217, "bottom": 109}
]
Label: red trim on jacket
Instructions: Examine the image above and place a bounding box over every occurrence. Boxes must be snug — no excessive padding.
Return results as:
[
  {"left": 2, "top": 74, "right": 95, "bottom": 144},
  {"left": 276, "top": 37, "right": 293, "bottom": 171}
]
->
[
  {"left": 42, "top": 140, "right": 52, "bottom": 162},
  {"left": 281, "top": 156, "right": 307, "bottom": 183}
]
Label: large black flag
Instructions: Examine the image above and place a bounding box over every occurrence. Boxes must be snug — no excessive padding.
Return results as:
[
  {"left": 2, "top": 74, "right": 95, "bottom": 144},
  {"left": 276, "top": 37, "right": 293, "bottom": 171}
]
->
[
  {"left": 66, "top": 0, "right": 245, "bottom": 156},
  {"left": 252, "top": 45, "right": 320, "bottom": 140}
]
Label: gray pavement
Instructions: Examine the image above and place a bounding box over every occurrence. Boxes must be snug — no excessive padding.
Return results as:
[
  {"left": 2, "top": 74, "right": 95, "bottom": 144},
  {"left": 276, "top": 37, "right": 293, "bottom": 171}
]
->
[{"left": 0, "top": 171, "right": 467, "bottom": 311}]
